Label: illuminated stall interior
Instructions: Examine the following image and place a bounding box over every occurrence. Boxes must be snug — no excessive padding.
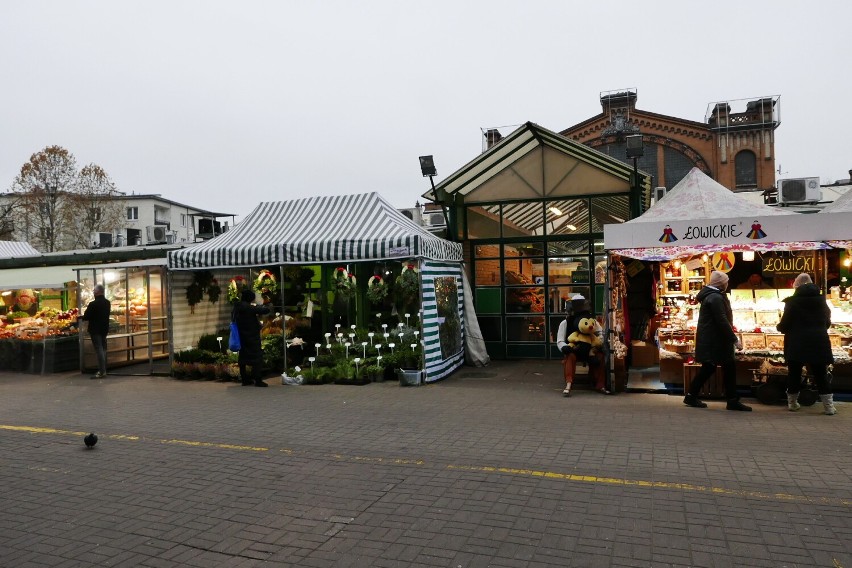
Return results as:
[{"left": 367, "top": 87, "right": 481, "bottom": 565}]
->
[
  {"left": 424, "top": 122, "right": 650, "bottom": 359},
  {"left": 76, "top": 260, "right": 169, "bottom": 375}
]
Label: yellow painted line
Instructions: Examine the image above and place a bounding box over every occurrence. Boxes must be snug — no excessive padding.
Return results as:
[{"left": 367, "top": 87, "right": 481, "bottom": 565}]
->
[
  {"left": 4, "top": 424, "right": 849, "bottom": 507},
  {"left": 446, "top": 464, "right": 851, "bottom": 507},
  {"left": 0, "top": 424, "right": 266, "bottom": 452}
]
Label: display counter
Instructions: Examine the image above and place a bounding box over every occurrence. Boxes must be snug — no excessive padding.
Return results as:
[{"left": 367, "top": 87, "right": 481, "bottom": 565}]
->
[{"left": 0, "top": 334, "right": 80, "bottom": 374}]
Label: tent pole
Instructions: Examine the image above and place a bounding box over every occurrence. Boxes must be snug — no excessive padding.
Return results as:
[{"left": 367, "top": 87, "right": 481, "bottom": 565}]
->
[{"left": 280, "top": 265, "right": 287, "bottom": 376}]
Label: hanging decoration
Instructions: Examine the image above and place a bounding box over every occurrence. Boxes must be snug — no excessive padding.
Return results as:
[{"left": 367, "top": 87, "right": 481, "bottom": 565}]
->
[
  {"left": 206, "top": 278, "right": 221, "bottom": 303},
  {"left": 228, "top": 275, "right": 249, "bottom": 303},
  {"left": 254, "top": 269, "right": 280, "bottom": 299},
  {"left": 366, "top": 274, "right": 389, "bottom": 303},
  {"left": 395, "top": 261, "right": 420, "bottom": 307},
  {"left": 333, "top": 267, "right": 357, "bottom": 300},
  {"left": 186, "top": 271, "right": 216, "bottom": 313}
]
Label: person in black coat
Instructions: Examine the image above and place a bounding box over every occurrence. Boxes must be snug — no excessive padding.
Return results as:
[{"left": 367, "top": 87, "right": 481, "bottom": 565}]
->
[
  {"left": 684, "top": 270, "right": 751, "bottom": 411},
  {"left": 233, "top": 289, "right": 271, "bottom": 387},
  {"left": 80, "top": 284, "right": 111, "bottom": 379},
  {"left": 776, "top": 273, "right": 836, "bottom": 415}
]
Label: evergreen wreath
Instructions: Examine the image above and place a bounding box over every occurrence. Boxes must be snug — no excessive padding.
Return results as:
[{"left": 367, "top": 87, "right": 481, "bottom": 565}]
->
[
  {"left": 332, "top": 267, "right": 357, "bottom": 300},
  {"left": 395, "top": 262, "right": 420, "bottom": 303},
  {"left": 254, "top": 269, "right": 280, "bottom": 297},
  {"left": 366, "top": 274, "right": 388, "bottom": 303},
  {"left": 228, "top": 275, "right": 249, "bottom": 304},
  {"left": 207, "top": 278, "right": 221, "bottom": 303}
]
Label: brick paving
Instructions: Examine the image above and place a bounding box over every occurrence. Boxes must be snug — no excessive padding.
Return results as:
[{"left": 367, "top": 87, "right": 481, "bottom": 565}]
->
[{"left": 0, "top": 360, "right": 849, "bottom": 568}]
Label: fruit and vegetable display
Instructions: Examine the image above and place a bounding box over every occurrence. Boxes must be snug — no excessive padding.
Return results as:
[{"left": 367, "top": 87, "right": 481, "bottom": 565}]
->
[{"left": 0, "top": 307, "right": 79, "bottom": 340}]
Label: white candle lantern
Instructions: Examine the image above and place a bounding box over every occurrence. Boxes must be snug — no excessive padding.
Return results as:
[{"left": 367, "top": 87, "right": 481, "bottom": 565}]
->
[
  {"left": 398, "top": 322, "right": 404, "bottom": 330},
  {"left": 354, "top": 357, "right": 361, "bottom": 375},
  {"left": 381, "top": 323, "right": 387, "bottom": 332},
  {"left": 362, "top": 342, "right": 368, "bottom": 358},
  {"left": 345, "top": 342, "right": 351, "bottom": 358},
  {"left": 326, "top": 343, "right": 332, "bottom": 353},
  {"left": 368, "top": 332, "right": 375, "bottom": 345},
  {"left": 314, "top": 342, "right": 321, "bottom": 354},
  {"left": 308, "top": 356, "right": 315, "bottom": 369},
  {"left": 405, "top": 313, "right": 411, "bottom": 326},
  {"left": 388, "top": 342, "right": 396, "bottom": 354},
  {"left": 413, "top": 330, "right": 420, "bottom": 338},
  {"left": 337, "top": 333, "right": 343, "bottom": 343}
]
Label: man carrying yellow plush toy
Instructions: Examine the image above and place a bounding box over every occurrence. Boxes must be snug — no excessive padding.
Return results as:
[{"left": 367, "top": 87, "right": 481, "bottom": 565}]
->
[{"left": 555, "top": 294, "right": 610, "bottom": 397}]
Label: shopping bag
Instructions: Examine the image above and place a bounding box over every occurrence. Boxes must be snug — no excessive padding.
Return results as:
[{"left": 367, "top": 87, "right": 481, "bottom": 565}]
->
[{"left": 228, "top": 321, "right": 241, "bottom": 352}]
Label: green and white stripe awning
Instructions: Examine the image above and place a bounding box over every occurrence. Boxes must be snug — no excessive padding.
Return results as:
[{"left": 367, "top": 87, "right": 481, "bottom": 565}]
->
[{"left": 168, "top": 192, "right": 462, "bottom": 270}]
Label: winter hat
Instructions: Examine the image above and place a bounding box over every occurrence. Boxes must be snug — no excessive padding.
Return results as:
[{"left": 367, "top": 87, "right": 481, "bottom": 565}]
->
[
  {"left": 793, "top": 273, "right": 812, "bottom": 288},
  {"left": 240, "top": 288, "right": 256, "bottom": 302},
  {"left": 708, "top": 270, "right": 729, "bottom": 288}
]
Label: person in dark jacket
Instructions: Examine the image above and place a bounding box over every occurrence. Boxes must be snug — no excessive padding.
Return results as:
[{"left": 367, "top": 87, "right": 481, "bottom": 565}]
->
[
  {"left": 80, "top": 284, "right": 111, "bottom": 379},
  {"left": 233, "top": 288, "right": 271, "bottom": 386},
  {"left": 683, "top": 270, "right": 751, "bottom": 411},
  {"left": 776, "top": 273, "right": 836, "bottom": 415}
]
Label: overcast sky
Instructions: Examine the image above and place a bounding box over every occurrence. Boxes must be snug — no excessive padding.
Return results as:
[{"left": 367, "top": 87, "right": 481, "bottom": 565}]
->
[{"left": 2, "top": 1, "right": 850, "bottom": 222}]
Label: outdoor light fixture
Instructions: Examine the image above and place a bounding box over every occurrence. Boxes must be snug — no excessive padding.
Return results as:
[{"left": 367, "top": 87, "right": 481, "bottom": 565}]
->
[
  {"left": 418, "top": 155, "right": 437, "bottom": 177},
  {"left": 742, "top": 251, "right": 755, "bottom": 262},
  {"left": 625, "top": 134, "right": 644, "bottom": 218},
  {"left": 625, "top": 134, "right": 644, "bottom": 158},
  {"left": 548, "top": 206, "right": 563, "bottom": 216}
]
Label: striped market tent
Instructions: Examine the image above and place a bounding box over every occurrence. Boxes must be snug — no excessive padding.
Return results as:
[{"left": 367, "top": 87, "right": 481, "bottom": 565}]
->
[
  {"left": 168, "top": 193, "right": 462, "bottom": 269},
  {"left": 0, "top": 241, "right": 40, "bottom": 258},
  {"left": 168, "top": 192, "right": 466, "bottom": 383}
]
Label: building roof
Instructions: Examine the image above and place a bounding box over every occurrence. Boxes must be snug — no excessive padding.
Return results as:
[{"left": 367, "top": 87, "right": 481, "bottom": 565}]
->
[{"left": 0, "top": 240, "right": 40, "bottom": 259}]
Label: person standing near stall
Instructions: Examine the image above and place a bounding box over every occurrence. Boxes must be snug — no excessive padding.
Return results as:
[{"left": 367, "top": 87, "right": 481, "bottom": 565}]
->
[
  {"left": 233, "top": 289, "right": 271, "bottom": 387},
  {"left": 683, "top": 271, "right": 752, "bottom": 411},
  {"left": 776, "top": 273, "right": 836, "bottom": 415},
  {"left": 81, "top": 284, "right": 111, "bottom": 379}
]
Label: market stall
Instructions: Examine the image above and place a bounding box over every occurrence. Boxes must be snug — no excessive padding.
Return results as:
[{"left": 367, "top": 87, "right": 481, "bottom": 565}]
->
[
  {"left": 603, "top": 168, "right": 852, "bottom": 393},
  {"left": 0, "top": 264, "right": 80, "bottom": 373},
  {"left": 167, "top": 192, "right": 467, "bottom": 383}
]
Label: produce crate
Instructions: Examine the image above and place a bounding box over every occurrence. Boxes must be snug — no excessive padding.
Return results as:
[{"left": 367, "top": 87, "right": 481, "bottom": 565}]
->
[
  {"left": 765, "top": 334, "right": 784, "bottom": 351},
  {"left": 740, "top": 333, "right": 766, "bottom": 351}
]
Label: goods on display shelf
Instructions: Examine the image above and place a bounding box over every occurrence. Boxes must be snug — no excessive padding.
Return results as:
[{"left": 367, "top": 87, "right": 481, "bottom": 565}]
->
[{"left": 0, "top": 307, "right": 80, "bottom": 340}]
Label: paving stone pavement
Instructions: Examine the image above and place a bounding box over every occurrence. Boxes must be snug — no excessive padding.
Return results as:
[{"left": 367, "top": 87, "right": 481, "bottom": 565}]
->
[{"left": 1, "top": 360, "right": 849, "bottom": 568}]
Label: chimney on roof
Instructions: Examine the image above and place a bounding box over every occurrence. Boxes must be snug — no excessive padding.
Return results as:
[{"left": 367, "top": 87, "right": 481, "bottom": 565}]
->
[{"left": 484, "top": 129, "right": 503, "bottom": 149}]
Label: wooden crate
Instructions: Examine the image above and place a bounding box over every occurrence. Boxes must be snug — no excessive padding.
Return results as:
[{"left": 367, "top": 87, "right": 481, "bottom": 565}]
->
[
  {"left": 765, "top": 334, "right": 784, "bottom": 351},
  {"left": 829, "top": 334, "right": 842, "bottom": 348},
  {"left": 683, "top": 363, "right": 726, "bottom": 398},
  {"left": 740, "top": 333, "right": 766, "bottom": 350}
]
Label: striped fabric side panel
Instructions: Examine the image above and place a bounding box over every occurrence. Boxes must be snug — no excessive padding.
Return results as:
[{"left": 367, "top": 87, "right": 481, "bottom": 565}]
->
[{"left": 419, "top": 260, "right": 465, "bottom": 383}]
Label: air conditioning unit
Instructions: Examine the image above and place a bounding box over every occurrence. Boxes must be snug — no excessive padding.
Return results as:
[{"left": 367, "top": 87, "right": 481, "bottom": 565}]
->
[
  {"left": 90, "top": 231, "right": 113, "bottom": 248},
  {"left": 146, "top": 225, "right": 167, "bottom": 243},
  {"left": 653, "top": 186, "right": 669, "bottom": 203},
  {"left": 778, "top": 177, "right": 821, "bottom": 204}
]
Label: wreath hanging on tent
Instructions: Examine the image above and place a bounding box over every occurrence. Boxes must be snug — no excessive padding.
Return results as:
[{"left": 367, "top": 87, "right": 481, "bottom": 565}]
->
[
  {"left": 395, "top": 262, "right": 420, "bottom": 306},
  {"left": 228, "top": 275, "right": 249, "bottom": 304},
  {"left": 366, "top": 274, "right": 389, "bottom": 303},
  {"left": 254, "top": 269, "right": 280, "bottom": 298},
  {"left": 332, "top": 267, "right": 357, "bottom": 300},
  {"left": 186, "top": 270, "right": 217, "bottom": 313}
]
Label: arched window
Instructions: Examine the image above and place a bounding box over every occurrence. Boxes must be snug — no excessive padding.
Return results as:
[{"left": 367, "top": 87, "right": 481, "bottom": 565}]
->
[{"left": 735, "top": 150, "right": 757, "bottom": 188}]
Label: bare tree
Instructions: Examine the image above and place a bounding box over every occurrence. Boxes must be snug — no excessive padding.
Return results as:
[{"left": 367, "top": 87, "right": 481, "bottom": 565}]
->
[
  {"left": 63, "top": 164, "right": 124, "bottom": 249},
  {"left": 11, "top": 146, "right": 78, "bottom": 252},
  {"left": 0, "top": 193, "right": 20, "bottom": 240}
]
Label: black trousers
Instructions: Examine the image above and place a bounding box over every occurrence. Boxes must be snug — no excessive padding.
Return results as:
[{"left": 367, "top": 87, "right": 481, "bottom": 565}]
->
[
  {"left": 238, "top": 354, "right": 263, "bottom": 384},
  {"left": 688, "top": 360, "right": 738, "bottom": 400},
  {"left": 785, "top": 360, "right": 831, "bottom": 395}
]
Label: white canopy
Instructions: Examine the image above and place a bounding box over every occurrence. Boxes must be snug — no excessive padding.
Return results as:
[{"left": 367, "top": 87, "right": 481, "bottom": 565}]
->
[
  {"left": 168, "top": 192, "right": 463, "bottom": 270},
  {"left": 603, "top": 168, "right": 835, "bottom": 260},
  {"left": 0, "top": 241, "right": 39, "bottom": 258}
]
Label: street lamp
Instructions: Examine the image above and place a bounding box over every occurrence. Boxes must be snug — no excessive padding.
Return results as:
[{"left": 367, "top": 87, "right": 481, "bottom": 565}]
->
[
  {"left": 418, "top": 155, "right": 453, "bottom": 240},
  {"left": 625, "top": 135, "right": 644, "bottom": 218}
]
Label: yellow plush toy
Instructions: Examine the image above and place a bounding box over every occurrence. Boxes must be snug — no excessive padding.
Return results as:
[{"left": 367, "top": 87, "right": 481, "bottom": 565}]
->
[{"left": 567, "top": 317, "right": 603, "bottom": 357}]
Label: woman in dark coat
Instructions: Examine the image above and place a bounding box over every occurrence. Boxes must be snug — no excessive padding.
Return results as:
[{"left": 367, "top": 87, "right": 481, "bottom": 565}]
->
[
  {"left": 233, "top": 289, "right": 271, "bottom": 386},
  {"left": 776, "top": 273, "right": 836, "bottom": 414},
  {"left": 684, "top": 270, "right": 751, "bottom": 411}
]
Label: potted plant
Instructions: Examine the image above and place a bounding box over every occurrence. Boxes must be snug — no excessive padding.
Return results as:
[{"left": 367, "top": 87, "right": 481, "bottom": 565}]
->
[{"left": 397, "top": 345, "right": 423, "bottom": 386}]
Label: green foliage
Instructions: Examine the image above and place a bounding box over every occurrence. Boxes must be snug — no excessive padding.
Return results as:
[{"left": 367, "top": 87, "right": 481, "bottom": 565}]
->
[
  {"left": 173, "top": 348, "right": 229, "bottom": 364},
  {"left": 197, "top": 333, "right": 225, "bottom": 353},
  {"left": 262, "top": 334, "right": 285, "bottom": 371}
]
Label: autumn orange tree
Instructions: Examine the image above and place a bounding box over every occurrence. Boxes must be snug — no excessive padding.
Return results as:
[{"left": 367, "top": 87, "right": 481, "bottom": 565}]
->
[{"left": 10, "top": 146, "right": 122, "bottom": 252}]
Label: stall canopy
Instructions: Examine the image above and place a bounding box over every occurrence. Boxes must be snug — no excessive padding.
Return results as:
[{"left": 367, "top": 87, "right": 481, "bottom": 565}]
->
[
  {"left": 820, "top": 187, "right": 852, "bottom": 249},
  {"left": 603, "top": 168, "right": 838, "bottom": 260},
  {"left": 0, "top": 241, "right": 40, "bottom": 259},
  {"left": 168, "top": 192, "right": 463, "bottom": 270},
  {"left": 0, "top": 265, "right": 76, "bottom": 289}
]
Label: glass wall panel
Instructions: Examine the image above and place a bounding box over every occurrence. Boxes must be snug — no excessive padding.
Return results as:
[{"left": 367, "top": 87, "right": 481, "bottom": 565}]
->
[
  {"left": 544, "top": 199, "right": 589, "bottom": 235},
  {"left": 590, "top": 195, "right": 629, "bottom": 232},
  {"left": 466, "top": 205, "right": 501, "bottom": 238},
  {"left": 505, "top": 286, "right": 544, "bottom": 313},
  {"left": 502, "top": 202, "right": 543, "bottom": 238},
  {"left": 506, "top": 315, "right": 545, "bottom": 342},
  {"left": 475, "top": 288, "right": 501, "bottom": 314},
  {"left": 474, "top": 258, "right": 502, "bottom": 287},
  {"left": 477, "top": 316, "right": 502, "bottom": 341}
]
